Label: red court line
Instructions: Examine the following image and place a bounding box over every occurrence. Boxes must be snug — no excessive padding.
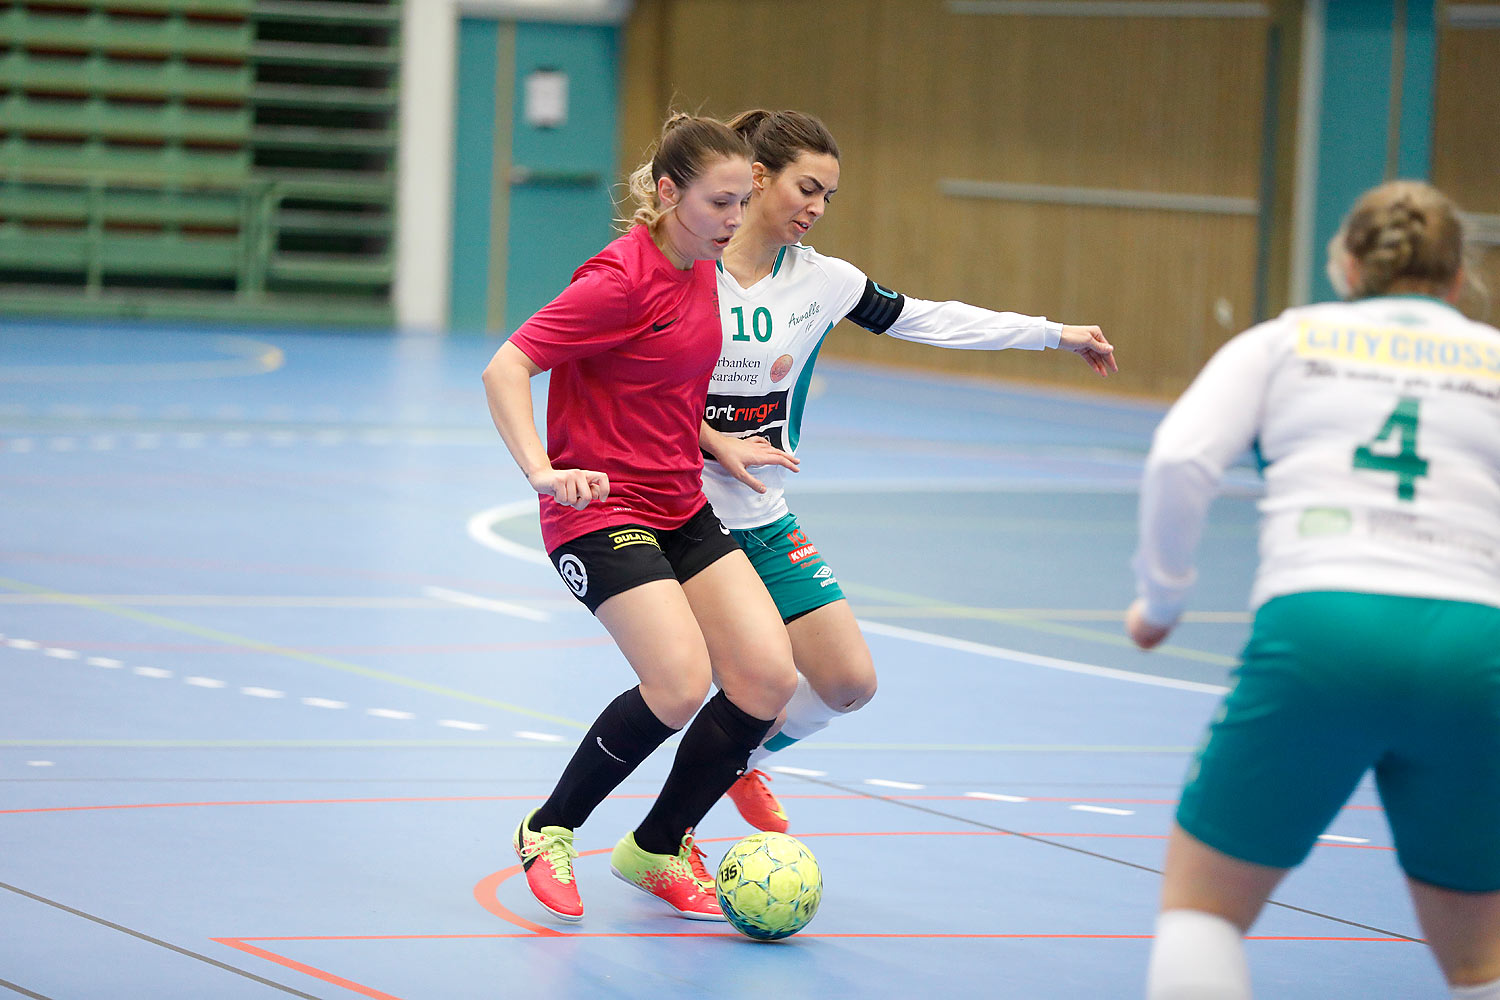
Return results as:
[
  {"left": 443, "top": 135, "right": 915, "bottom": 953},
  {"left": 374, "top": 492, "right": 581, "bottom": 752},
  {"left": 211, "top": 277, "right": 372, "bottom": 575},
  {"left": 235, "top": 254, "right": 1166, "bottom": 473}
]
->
[
  {"left": 213, "top": 939, "right": 403, "bottom": 1000},
  {"left": 0, "top": 796, "right": 1392, "bottom": 832},
  {"left": 0, "top": 796, "right": 635, "bottom": 816},
  {"left": 211, "top": 828, "right": 1409, "bottom": 1000},
  {"left": 211, "top": 929, "right": 1416, "bottom": 1000},
  {"left": 229, "top": 931, "right": 1413, "bottom": 943}
]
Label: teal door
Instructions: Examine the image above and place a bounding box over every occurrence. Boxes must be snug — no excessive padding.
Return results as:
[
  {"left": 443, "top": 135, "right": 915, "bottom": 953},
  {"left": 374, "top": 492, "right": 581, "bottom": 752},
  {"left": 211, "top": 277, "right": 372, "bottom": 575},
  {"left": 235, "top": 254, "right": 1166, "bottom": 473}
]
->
[{"left": 449, "top": 19, "right": 619, "bottom": 334}]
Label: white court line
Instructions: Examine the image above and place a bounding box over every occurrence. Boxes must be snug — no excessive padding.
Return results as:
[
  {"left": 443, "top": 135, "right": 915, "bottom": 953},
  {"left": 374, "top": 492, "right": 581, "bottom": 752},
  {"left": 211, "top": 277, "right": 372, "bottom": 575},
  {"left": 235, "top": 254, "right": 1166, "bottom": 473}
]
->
[
  {"left": 1318, "top": 834, "right": 1370, "bottom": 844},
  {"left": 856, "top": 619, "right": 1229, "bottom": 695},
  {"left": 514, "top": 730, "right": 564, "bottom": 742},
  {"left": 966, "top": 791, "right": 1029, "bottom": 803},
  {"left": 865, "top": 778, "right": 925, "bottom": 790},
  {"left": 302, "top": 697, "right": 347, "bottom": 709},
  {"left": 770, "top": 766, "right": 827, "bottom": 777},
  {"left": 185, "top": 676, "right": 226, "bottom": 688},
  {"left": 438, "top": 719, "right": 487, "bottom": 731},
  {"left": 368, "top": 708, "right": 415, "bottom": 720},
  {"left": 133, "top": 667, "right": 173, "bottom": 679},
  {"left": 26, "top": 761, "right": 54, "bottom": 767},
  {"left": 43, "top": 648, "right": 79, "bottom": 659},
  {"left": 468, "top": 504, "right": 1232, "bottom": 694},
  {"left": 241, "top": 687, "right": 284, "bottom": 699},
  {"left": 467, "top": 502, "right": 554, "bottom": 567},
  {"left": 1071, "top": 804, "right": 1135, "bottom": 816},
  {"left": 423, "top": 585, "right": 550, "bottom": 623},
  {"left": 6, "top": 639, "right": 39, "bottom": 649},
  {"left": 87, "top": 657, "right": 122, "bottom": 668}
]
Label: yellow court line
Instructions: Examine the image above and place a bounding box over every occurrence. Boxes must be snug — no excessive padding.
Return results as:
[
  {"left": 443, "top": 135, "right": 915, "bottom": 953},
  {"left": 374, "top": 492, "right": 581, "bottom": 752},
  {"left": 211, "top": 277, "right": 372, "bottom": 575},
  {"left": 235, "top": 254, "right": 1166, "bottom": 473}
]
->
[
  {"left": 844, "top": 583, "right": 1239, "bottom": 667},
  {"left": 0, "top": 595, "right": 457, "bottom": 608},
  {"left": 851, "top": 606, "right": 1251, "bottom": 624},
  {"left": 0, "top": 335, "right": 283, "bottom": 383},
  {"left": 0, "top": 577, "right": 589, "bottom": 731}
]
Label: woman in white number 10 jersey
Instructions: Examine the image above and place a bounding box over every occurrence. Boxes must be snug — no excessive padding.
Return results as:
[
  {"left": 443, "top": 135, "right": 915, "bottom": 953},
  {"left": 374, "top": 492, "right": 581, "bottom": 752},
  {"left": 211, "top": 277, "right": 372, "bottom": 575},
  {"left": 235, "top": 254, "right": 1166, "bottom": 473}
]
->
[
  {"left": 1129, "top": 180, "right": 1500, "bottom": 999},
  {"left": 699, "top": 109, "right": 1117, "bottom": 833}
]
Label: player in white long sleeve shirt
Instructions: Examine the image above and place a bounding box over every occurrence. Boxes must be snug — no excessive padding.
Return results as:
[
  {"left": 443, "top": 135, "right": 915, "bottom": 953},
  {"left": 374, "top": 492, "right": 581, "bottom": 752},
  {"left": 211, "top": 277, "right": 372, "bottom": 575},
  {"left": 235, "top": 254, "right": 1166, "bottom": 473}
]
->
[
  {"left": 1128, "top": 180, "right": 1500, "bottom": 1000},
  {"left": 699, "top": 109, "right": 1117, "bottom": 833}
]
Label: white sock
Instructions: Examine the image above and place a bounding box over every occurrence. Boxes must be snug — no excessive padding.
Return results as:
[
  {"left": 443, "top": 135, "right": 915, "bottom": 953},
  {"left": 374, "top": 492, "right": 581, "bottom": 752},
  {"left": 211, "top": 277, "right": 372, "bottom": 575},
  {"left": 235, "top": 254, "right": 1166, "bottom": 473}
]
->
[
  {"left": 1146, "top": 909, "right": 1251, "bottom": 1000},
  {"left": 1453, "top": 976, "right": 1500, "bottom": 999},
  {"left": 745, "top": 674, "right": 841, "bottom": 769}
]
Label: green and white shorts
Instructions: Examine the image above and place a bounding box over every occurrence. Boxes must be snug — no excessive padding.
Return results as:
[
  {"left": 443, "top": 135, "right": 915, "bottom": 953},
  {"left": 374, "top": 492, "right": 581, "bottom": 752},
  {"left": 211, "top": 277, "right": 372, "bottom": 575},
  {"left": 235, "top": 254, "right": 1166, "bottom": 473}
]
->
[
  {"left": 1177, "top": 590, "right": 1500, "bottom": 892},
  {"left": 729, "top": 513, "right": 845, "bottom": 624}
]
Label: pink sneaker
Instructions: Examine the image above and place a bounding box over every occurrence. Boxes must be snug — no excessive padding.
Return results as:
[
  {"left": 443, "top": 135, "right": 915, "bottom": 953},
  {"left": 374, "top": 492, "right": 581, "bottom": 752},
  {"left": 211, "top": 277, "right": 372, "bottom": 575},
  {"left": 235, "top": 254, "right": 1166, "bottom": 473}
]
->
[
  {"left": 513, "top": 809, "right": 583, "bottom": 922},
  {"left": 727, "top": 769, "right": 790, "bottom": 833}
]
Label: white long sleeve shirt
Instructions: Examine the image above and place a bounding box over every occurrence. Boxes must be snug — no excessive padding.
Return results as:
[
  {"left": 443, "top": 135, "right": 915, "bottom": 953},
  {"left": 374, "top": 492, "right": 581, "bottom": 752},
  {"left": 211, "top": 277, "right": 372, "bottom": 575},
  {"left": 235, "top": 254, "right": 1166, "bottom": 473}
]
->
[
  {"left": 703, "top": 242, "right": 1061, "bottom": 529},
  {"left": 1134, "top": 295, "right": 1500, "bottom": 624}
]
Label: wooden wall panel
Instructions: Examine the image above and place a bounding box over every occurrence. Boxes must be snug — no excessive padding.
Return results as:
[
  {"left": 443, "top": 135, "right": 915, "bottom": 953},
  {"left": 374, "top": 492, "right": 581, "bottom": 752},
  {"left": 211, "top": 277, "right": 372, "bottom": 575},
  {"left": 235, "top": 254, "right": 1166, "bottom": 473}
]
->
[
  {"left": 1433, "top": 15, "right": 1500, "bottom": 326},
  {"left": 622, "top": 0, "right": 1272, "bottom": 397}
]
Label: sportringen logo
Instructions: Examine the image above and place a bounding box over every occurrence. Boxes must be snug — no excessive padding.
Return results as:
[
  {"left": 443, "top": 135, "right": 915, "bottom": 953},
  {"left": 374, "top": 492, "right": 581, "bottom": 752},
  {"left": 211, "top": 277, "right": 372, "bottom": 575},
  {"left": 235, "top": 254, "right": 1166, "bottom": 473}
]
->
[
  {"left": 558, "top": 554, "right": 588, "bottom": 596},
  {"left": 704, "top": 389, "right": 790, "bottom": 449}
]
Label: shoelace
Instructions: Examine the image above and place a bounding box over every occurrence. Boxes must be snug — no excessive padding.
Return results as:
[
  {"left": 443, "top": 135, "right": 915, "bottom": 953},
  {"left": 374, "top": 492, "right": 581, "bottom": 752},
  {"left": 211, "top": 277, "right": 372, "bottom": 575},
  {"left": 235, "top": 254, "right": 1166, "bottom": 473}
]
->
[
  {"left": 681, "top": 832, "right": 715, "bottom": 890},
  {"left": 523, "top": 831, "right": 579, "bottom": 884},
  {"left": 744, "top": 769, "right": 775, "bottom": 800}
]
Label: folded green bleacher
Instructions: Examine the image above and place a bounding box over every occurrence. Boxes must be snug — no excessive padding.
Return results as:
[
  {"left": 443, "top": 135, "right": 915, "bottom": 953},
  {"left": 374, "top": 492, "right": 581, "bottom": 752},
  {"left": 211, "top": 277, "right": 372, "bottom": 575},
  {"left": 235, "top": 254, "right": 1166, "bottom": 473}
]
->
[{"left": 0, "top": 0, "right": 400, "bottom": 326}]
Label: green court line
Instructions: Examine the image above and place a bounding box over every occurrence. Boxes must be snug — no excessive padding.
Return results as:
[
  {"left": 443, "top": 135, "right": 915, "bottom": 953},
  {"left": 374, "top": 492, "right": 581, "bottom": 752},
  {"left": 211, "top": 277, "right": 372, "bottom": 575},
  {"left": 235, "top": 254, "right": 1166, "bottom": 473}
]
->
[
  {"left": 763, "top": 742, "right": 1196, "bottom": 753},
  {"left": 844, "top": 582, "right": 1239, "bottom": 667},
  {"left": 0, "top": 739, "right": 568, "bottom": 749},
  {"left": 0, "top": 576, "right": 589, "bottom": 730},
  {"left": 0, "top": 738, "right": 1192, "bottom": 752},
  {"left": 852, "top": 605, "right": 1250, "bottom": 624}
]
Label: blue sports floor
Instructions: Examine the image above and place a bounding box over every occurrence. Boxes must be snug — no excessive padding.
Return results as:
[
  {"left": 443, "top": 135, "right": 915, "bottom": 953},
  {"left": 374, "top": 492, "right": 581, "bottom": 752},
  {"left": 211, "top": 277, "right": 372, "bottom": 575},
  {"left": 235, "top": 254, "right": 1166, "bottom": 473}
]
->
[{"left": 1, "top": 322, "right": 1442, "bottom": 998}]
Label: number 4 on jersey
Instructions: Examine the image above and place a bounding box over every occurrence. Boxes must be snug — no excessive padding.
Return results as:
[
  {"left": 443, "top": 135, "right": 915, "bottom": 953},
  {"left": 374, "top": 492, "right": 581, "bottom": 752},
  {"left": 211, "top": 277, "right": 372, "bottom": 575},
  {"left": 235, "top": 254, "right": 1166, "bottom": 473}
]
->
[{"left": 1352, "top": 395, "right": 1429, "bottom": 501}]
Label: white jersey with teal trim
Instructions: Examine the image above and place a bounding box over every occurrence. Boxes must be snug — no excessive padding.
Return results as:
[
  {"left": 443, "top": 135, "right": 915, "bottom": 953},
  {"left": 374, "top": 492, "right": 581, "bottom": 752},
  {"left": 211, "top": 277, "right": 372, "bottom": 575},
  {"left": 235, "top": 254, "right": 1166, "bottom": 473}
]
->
[
  {"left": 702, "top": 242, "right": 1062, "bottom": 529},
  {"left": 1135, "top": 295, "right": 1500, "bottom": 622}
]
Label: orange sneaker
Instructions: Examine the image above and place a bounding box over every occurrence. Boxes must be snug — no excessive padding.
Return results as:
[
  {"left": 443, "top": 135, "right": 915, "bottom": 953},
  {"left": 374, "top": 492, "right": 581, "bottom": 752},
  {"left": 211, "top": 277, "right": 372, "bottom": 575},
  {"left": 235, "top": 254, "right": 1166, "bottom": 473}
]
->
[
  {"left": 726, "top": 769, "right": 789, "bottom": 833},
  {"left": 610, "top": 830, "right": 725, "bottom": 920},
  {"left": 512, "top": 809, "right": 583, "bottom": 922}
]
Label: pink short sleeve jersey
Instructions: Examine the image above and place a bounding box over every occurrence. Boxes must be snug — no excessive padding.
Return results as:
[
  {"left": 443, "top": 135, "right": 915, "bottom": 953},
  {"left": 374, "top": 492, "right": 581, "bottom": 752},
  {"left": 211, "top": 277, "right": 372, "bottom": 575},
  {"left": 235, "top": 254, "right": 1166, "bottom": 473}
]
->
[{"left": 506, "top": 224, "right": 723, "bottom": 550}]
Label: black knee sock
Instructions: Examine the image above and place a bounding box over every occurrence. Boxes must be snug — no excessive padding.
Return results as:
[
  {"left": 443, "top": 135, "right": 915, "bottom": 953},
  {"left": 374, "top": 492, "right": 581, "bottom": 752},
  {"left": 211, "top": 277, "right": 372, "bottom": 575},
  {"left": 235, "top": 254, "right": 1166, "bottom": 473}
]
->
[
  {"left": 530, "top": 686, "right": 677, "bottom": 832},
  {"left": 633, "top": 691, "right": 775, "bottom": 856}
]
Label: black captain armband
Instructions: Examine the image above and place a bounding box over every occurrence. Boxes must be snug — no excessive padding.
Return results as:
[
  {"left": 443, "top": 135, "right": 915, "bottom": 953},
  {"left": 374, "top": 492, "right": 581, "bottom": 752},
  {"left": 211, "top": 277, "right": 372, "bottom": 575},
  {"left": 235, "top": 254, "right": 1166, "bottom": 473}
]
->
[{"left": 846, "top": 278, "right": 906, "bottom": 334}]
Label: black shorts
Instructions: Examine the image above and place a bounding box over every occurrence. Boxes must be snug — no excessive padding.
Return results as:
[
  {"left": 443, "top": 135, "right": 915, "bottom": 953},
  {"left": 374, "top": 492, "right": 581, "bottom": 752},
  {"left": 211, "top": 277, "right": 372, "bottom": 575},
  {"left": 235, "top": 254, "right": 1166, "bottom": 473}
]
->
[{"left": 547, "top": 503, "right": 741, "bottom": 614}]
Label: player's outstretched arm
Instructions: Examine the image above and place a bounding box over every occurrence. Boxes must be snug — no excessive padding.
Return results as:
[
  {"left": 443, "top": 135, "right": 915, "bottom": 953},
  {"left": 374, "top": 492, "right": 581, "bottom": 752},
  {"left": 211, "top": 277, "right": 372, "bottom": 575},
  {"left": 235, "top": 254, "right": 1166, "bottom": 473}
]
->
[
  {"left": 1059, "top": 325, "right": 1118, "bottom": 376},
  {"left": 700, "top": 422, "right": 799, "bottom": 495}
]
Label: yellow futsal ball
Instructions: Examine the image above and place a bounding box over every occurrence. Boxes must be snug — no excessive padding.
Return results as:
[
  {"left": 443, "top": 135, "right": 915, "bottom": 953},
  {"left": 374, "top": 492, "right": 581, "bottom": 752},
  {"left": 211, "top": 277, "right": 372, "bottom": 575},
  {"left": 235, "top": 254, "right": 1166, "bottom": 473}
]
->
[{"left": 715, "top": 832, "right": 822, "bottom": 941}]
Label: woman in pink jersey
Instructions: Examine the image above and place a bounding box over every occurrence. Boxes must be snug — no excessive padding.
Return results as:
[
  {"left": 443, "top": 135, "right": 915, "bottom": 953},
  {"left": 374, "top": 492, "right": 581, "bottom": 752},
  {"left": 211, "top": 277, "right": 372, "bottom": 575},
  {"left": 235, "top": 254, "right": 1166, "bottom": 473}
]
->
[{"left": 482, "top": 114, "right": 797, "bottom": 923}]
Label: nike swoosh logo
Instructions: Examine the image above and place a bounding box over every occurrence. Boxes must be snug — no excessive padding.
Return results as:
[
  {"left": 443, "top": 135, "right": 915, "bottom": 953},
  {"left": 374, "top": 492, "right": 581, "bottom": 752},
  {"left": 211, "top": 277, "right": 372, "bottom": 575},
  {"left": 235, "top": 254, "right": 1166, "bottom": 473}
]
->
[{"left": 652, "top": 317, "right": 678, "bottom": 331}]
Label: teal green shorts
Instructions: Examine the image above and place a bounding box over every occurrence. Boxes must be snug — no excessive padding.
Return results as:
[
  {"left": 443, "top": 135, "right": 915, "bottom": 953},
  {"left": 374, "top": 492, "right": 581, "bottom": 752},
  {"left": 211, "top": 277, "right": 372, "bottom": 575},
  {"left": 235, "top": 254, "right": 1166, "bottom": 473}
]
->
[
  {"left": 729, "top": 513, "right": 846, "bottom": 623},
  {"left": 1178, "top": 590, "right": 1500, "bottom": 892}
]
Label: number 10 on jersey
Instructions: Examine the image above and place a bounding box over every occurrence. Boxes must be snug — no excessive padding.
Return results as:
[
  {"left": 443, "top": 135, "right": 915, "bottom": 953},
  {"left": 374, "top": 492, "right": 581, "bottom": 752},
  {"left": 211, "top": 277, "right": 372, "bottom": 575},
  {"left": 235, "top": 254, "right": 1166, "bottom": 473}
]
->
[{"left": 730, "top": 306, "right": 773, "bottom": 343}]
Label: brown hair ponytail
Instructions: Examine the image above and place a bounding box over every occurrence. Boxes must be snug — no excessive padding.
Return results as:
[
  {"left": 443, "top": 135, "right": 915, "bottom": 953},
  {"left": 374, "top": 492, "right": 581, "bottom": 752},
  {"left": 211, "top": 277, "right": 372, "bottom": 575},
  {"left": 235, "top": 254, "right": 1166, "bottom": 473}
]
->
[{"left": 622, "top": 113, "right": 749, "bottom": 231}]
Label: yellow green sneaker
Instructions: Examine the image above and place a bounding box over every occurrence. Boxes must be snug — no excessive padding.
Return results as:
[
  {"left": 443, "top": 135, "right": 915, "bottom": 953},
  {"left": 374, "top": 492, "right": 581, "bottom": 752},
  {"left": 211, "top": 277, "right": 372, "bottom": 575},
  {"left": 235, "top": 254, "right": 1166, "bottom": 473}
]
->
[
  {"left": 512, "top": 808, "right": 583, "bottom": 922},
  {"left": 609, "top": 829, "right": 725, "bottom": 920}
]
